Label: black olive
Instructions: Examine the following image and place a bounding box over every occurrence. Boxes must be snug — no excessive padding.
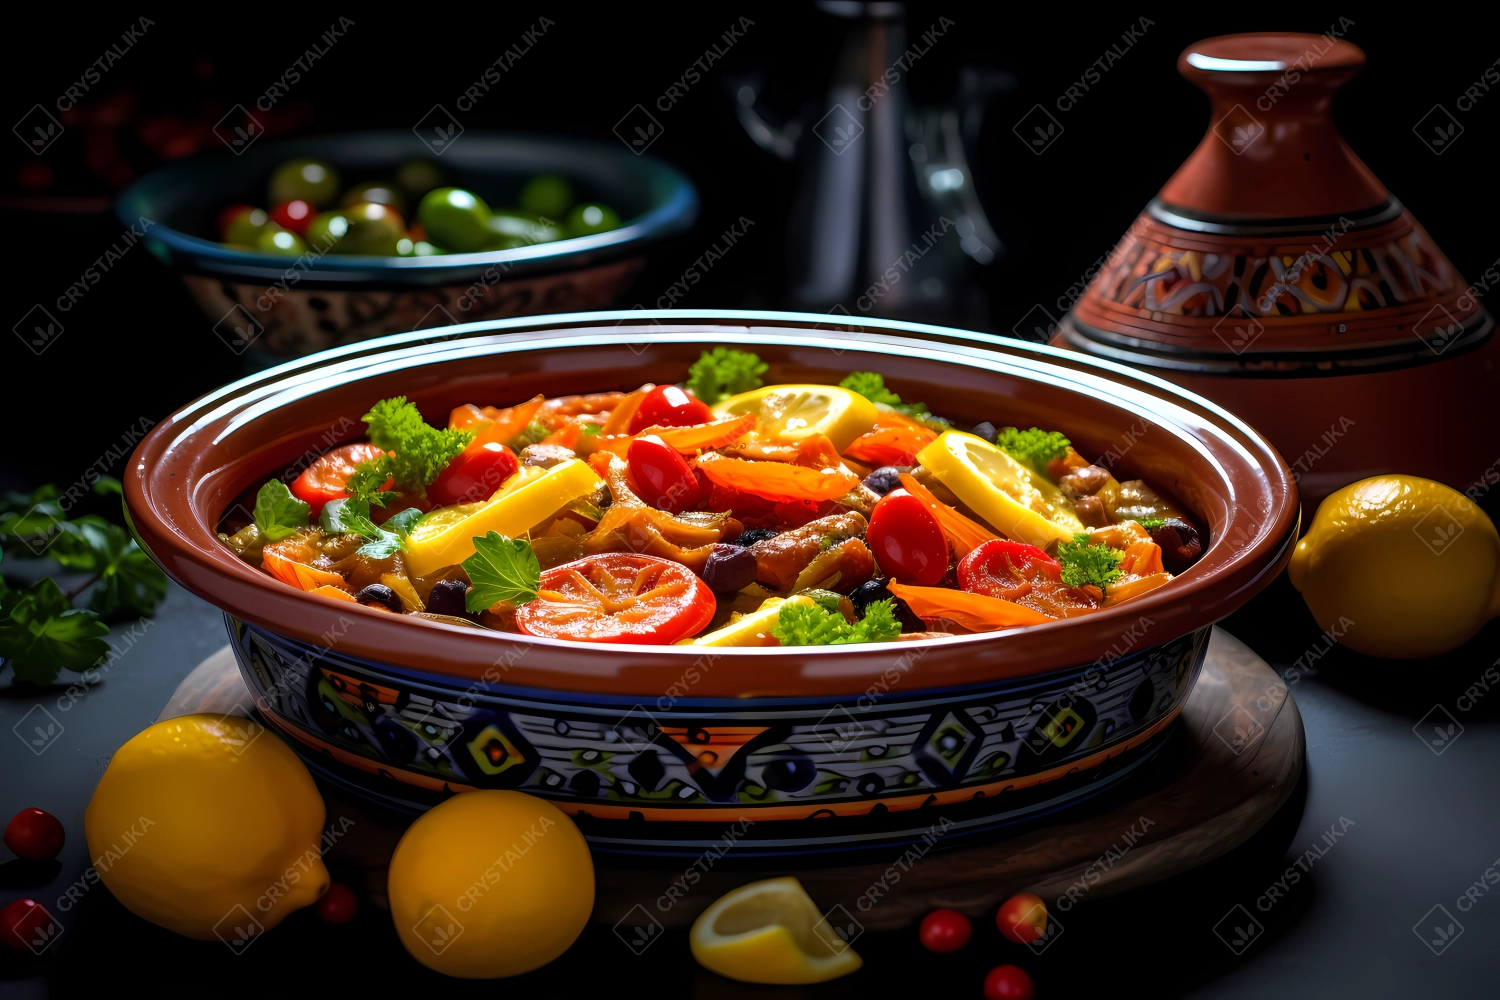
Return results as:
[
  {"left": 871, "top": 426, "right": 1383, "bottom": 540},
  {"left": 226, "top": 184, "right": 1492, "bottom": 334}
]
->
[
  {"left": 971, "top": 421, "right": 998, "bottom": 443},
  {"left": 701, "top": 543, "right": 758, "bottom": 593},
  {"left": 425, "top": 578, "right": 471, "bottom": 617},
  {"left": 353, "top": 583, "right": 403, "bottom": 613},
  {"left": 861, "top": 466, "right": 902, "bottom": 496},
  {"left": 1149, "top": 518, "right": 1203, "bottom": 573},
  {"left": 848, "top": 580, "right": 925, "bottom": 633},
  {"left": 731, "top": 527, "right": 779, "bottom": 548}
]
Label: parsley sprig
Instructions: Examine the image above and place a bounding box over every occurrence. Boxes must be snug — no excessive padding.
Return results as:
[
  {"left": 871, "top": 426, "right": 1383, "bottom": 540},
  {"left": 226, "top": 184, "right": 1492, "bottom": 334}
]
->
[
  {"left": 839, "top": 371, "right": 930, "bottom": 416},
  {"left": 1056, "top": 534, "right": 1125, "bottom": 590},
  {"left": 995, "top": 426, "right": 1071, "bottom": 475},
  {"left": 686, "top": 348, "right": 767, "bottom": 404},
  {"left": 1, "top": 477, "right": 169, "bottom": 686},
  {"left": 772, "top": 598, "right": 902, "bottom": 645},
  {"left": 351, "top": 397, "right": 473, "bottom": 497},
  {"left": 461, "top": 532, "right": 541, "bottom": 613}
]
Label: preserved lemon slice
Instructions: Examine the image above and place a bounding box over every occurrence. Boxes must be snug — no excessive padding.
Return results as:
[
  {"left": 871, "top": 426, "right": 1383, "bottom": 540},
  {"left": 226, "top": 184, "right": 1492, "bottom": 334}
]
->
[
  {"left": 916, "top": 430, "right": 1082, "bottom": 548},
  {"left": 711, "top": 384, "right": 877, "bottom": 451},
  {"left": 405, "top": 460, "right": 601, "bottom": 576},
  {"left": 690, "top": 877, "right": 862, "bottom": 984}
]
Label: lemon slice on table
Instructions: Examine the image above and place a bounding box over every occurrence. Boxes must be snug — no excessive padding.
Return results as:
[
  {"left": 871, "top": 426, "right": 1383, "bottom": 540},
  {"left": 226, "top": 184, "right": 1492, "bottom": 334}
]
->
[
  {"left": 711, "top": 385, "right": 877, "bottom": 451},
  {"left": 690, "top": 877, "right": 863, "bottom": 984},
  {"left": 916, "top": 430, "right": 1082, "bottom": 549},
  {"left": 405, "top": 460, "right": 601, "bottom": 577}
]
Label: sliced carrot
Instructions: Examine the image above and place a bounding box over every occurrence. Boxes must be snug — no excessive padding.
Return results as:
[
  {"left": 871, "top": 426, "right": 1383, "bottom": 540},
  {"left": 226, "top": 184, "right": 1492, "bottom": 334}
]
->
[
  {"left": 641, "top": 413, "right": 756, "bottom": 453},
  {"left": 898, "top": 472, "right": 997, "bottom": 558},
  {"left": 468, "top": 394, "right": 545, "bottom": 446},
  {"left": 310, "top": 584, "right": 357, "bottom": 603},
  {"left": 588, "top": 450, "right": 615, "bottom": 479},
  {"left": 262, "top": 538, "right": 351, "bottom": 593},
  {"left": 540, "top": 421, "right": 583, "bottom": 449},
  {"left": 696, "top": 452, "right": 859, "bottom": 503},
  {"left": 843, "top": 424, "right": 937, "bottom": 467},
  {"left": 290, "top": 562, "right": 350, "bottom": 592},
  {"left": 1119, "top": 540, "right": 1164, "bottom": 576},
  {"left": 887, "top": 582, "right": 1054, "bottom": 631},
  {"left": 600, "top": 385, "right": 653, "bottom": 435},
  {"left": 1103, "top": 571, "right": 1172, "bottom": 607}
]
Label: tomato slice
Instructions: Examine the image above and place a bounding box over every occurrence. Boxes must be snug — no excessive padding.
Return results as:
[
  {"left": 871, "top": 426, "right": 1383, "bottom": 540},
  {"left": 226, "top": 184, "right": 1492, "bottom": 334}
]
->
[
  {"left": 515, "top": 553, "right": 716, "bottom": 644},
  {"left": 289, "top": 443, "right": 389, "bottom": 515},
  {"left": 957, "top": 539, "right": 1101, "bottom": 617},
  {"left": 428, "top": 440, "right": 519, "bottom": 507},
  {"left": 628, "top": 384, "right": 714, "bottom": 434}
]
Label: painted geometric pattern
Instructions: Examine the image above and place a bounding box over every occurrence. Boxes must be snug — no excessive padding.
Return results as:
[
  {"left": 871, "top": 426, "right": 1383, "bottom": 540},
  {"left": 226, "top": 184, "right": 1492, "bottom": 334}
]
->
[
  {"left": 1089, "top": 227, "right": 1454, "bottom": 319},
  {"left": 229, "top": 615, "right": 1206, "bottom": 814}
]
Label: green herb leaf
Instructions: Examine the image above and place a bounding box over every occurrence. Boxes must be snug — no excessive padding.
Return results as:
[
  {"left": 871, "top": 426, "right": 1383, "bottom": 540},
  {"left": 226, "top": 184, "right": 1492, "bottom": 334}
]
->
[
  {"left": 839, "top": 371, "right": 930, "bottom": 417},
  {"left": 253, "top": 480, "right": 310, "bottom": 542},
  {"left": 0, "top": 484, "right": 65, "bottom": 545},
  {"left": 92, "top": 476, "right": 123, "bottom": 498},
  {"left": 994, "top": 426, "right": 1071, "bottom": 476},
  {"left": 50, "top": 517, "right": 168, "bottom": 618},
  {"left": 319, "top": 496, "right": 367, "bottom": 533},
  {"left": 361, "top": 397, "right": 472, "bottom": 492},
  {"left": 344, "top": 461, "right": 396, "bottom": 509},
  {"left": 0, "top": 578, "right": 110, "bottom": 684},
  {"left": 343, "top": 507, "right": 424, "bottom": 560},
  {"left": 772, "top": 598, "right": 903, "bottom": 646},
  {"left": 462, "top": 531, "right": 540, "bottom": 612},
  {"left": 686, "top": 348, "right": 767, "bottom": 404},
  {"left": 1056, "top": 538, "right": 1125, "bottom": 590},
  {"left": 1133, "top": 517, "right": 1166, "bottom": 533}
]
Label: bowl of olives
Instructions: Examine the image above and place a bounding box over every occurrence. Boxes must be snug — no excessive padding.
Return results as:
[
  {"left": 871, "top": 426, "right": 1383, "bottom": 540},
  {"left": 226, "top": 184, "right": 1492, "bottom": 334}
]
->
[{"left": 117, "top": 131, "right": 697, "bottom": 356}]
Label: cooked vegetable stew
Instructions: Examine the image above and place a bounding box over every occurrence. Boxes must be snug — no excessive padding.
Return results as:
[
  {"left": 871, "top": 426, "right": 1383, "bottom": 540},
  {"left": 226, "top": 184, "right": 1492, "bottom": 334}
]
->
[{"left": 218, "top": 350, "right": 1203, "bottom": 646}]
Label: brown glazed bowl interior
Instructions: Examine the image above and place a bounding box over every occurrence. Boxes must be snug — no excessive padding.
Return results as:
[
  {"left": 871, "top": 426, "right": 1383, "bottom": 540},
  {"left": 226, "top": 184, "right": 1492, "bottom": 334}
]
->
[{"left": 125, "top": 311, "right": 1299, "bottom": 699}]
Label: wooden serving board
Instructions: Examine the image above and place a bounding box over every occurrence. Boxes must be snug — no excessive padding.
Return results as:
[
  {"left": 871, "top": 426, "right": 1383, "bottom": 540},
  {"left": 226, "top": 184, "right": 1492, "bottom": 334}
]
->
[{"left": 160, "top": 627, "right": 1303, "bottom": 929}]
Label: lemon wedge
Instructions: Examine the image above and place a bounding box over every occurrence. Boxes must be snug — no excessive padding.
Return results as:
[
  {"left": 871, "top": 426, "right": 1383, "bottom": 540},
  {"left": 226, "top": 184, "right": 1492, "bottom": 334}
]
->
[
  {"left": 405, "top": 460, "right": 601, "bottom": 576},
  {"left": 916, "top": 430, "right": 1082, "bottom": 548},
  {"left": 679, "top": 595, "right": 816, "bottom": 646},
  {"left": 711, "top": 385, "right": 877, "bottom": 451},
  {"left": 690, "top": 877, "right": 863, "bottom": 984}
]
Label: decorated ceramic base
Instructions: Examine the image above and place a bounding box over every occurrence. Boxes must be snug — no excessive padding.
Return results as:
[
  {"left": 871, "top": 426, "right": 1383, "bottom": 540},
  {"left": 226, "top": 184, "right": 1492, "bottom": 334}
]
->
[{"left": 226, "top": 614, "right": 1207, "bottom": 860}]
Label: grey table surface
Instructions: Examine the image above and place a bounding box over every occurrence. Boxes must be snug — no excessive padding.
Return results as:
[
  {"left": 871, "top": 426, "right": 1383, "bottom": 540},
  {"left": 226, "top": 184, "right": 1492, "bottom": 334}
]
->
[{"left": 2, "top": 574, "right": 1497, "bottom": 998}]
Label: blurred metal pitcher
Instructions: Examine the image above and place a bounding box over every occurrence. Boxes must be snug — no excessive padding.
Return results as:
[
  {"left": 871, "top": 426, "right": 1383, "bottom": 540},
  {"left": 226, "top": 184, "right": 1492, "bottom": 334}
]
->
[{"left": 730, "top": 1, "right": 1010, "bottom": 323}]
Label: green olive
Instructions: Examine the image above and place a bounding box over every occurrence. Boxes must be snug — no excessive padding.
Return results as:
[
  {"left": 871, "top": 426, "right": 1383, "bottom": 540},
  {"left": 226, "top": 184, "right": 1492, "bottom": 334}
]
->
[
  {"left": 304, "top": 211, "right": 349, "bottom": 252},
  {"left": 330, "top": 202, "right": 406, "bottom": 255},
  {"left": 518, "top": 174, "right": 575, "bottom": 220},
  {"left": 565, "top": 202, "right": 621, "bottom": 237},
  {"left": 224, "top": 207, "right": 271, "bottom": 247},
  {"left": 418, "top": 187, "right": 492, "bottom": 253},
  {"left": 268, "top": 159, "right": 341, "bottom": 208},
  {"left": 396, "top": 158, "right": 446, "bottom": 200},
  {"left": 255, "top": 227, "right": 308, "bottom": 256},
  {"left": 487, "top": 211, "right": 563, "bottom": 246},
  {"left": 342, "top": 181, "right": 407, "bottom": 215}
]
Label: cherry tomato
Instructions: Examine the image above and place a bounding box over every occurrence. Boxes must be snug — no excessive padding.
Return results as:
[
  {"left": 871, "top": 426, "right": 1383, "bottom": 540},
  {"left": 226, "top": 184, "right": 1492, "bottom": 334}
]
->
[
  {"left": 0, "top": 899, "right": 58, "bottom": 952},
  {"left": 428, "top": 440, "right": 519, "bottom": 507},
  {"left": 628, "top": 434, "right": 701, "bottom": 514},
  {"left": 918, "top": 908, "right": 972, "bottom": 952},
  {"left": 983, "top": 965, "right": 1035, "bottom": 1000},
  {"left": 316, "top": 881, "right": 360, "bottom": 924},
  {"left": 996, "top": 891, "right": 1047, "bottom": 944},
  {"left": 270, "top": 198, "right": 315, "bottom": 236},
  {"left": 867, "top": 489, "right": 948, "bottom": 585},
  {"left": 215, "top": 203, "right": 256, "bottom": 241},
  {"left": 515, "top": 553, "right": 716, "bottom": 644},
  {"left": 627, "top": 384, "right": 714, "bottom": 434},
  {"left": 4, "top": 808, "right": 64, "bottom": 861},
  {"left": 289, "top": 443, "right": 390, "bottom": 516}
]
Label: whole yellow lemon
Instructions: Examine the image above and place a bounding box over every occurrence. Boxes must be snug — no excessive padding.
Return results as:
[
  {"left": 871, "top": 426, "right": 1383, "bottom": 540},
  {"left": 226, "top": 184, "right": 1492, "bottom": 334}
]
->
[
  {"left": 387, "top": 790, "right": 594, "bottom": 978},
  {"left": 1289, "top": 475, "right": 1500, "bottom": 658},
  {"left": 84, "top": 714, "right": 330, "bottom": 940}
]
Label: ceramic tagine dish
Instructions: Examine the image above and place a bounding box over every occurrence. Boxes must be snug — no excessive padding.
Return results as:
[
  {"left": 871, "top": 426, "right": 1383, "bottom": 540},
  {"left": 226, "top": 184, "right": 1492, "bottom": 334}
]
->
[
  {"left": 1054, "top": 32, "right": 1498, "bottom": 507},
  {"left": 122, "top": 311, "right": 1298, "bottom": 864}
]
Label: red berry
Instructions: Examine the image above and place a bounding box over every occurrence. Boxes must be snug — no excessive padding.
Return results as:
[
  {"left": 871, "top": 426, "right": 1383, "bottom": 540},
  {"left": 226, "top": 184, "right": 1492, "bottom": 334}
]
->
[
  {"left": 270, "top": 199, "right": 315, "bottom": 236},
  {"left": 918, "top": 907, "right": 972, "bottom": 952},
  {"left": 316, "top": 881, "right": 359, "bottom": 925},
  {"left": 0, "top": 899, "right": 60, "bottom": 952},
  {"left": 983, "top": 964, "right": 1035, "bottom": 1000},
  {"left": 4, "top": 808, "right": 65, "bottom": 861}
]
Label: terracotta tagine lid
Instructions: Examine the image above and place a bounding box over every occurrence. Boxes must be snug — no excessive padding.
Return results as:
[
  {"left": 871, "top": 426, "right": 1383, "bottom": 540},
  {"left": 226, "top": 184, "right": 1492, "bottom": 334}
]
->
[{"left": 1055, "top": 32, "right": 1498, "bottom": 506}]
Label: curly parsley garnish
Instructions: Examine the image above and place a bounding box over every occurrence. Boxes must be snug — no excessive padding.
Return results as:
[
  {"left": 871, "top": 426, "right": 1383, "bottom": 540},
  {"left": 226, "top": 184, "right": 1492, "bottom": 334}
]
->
[
  {"left": 838, "top": 371, "right": 930, "bottom": 416},
  {"left": 994, "top": 426, "right": 1071, "bottom": 475},
  {"left": 353, "top": 397, "right": 473, "bottom": 495},
  {"left": 686, "top": 348, "right": 767, "bottom": 404},
  {"left": 772, "top": 598, "right": 902, "bottom": 645},
  {"left": 1056, "top": 535, "right": 1125, "bottom": 590}
]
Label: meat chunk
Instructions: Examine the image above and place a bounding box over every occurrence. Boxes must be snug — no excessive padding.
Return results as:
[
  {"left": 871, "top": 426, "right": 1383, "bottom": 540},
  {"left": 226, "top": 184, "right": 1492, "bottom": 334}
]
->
[
  {"left": 520, "top": 443, "right": 576, "bottom": 469},
  {"left": 1058, "top": 464, "right": 1112, "bottom": 500},
  {"left": 747, "top": 511, "right": 867, "bottom": 591}
]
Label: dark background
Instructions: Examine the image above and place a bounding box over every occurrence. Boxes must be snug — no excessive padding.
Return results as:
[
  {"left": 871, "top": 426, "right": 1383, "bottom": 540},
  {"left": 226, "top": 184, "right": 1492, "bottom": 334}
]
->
[
  {"left": 3, "top": 6, "right": 1500, "bottom": 997},
  {"left": 3, "top": 4, "right": 1500, "bottom": 490}
]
